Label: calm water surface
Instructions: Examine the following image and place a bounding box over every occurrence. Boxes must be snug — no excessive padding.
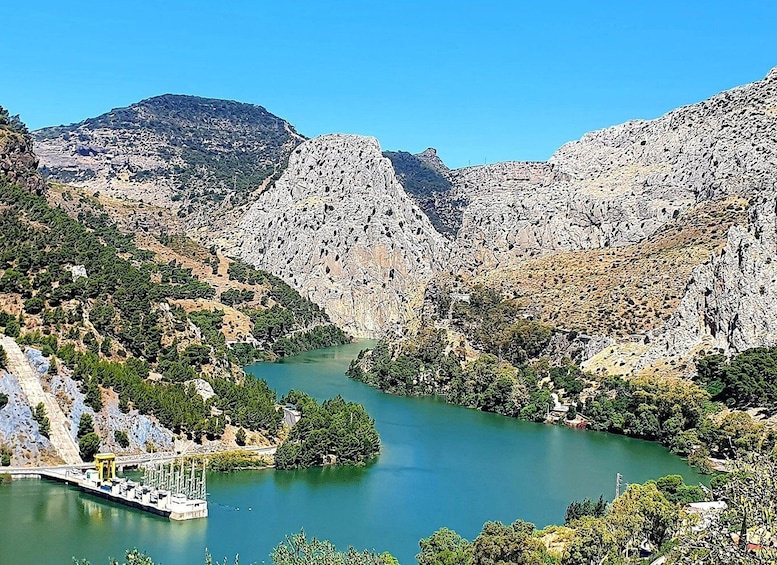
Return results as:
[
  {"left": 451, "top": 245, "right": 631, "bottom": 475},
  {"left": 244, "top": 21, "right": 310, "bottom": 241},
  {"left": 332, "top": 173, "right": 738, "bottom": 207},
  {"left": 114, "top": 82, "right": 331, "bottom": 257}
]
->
[{"left": 0, "top": 341, "right": 704, "bottom": 564}]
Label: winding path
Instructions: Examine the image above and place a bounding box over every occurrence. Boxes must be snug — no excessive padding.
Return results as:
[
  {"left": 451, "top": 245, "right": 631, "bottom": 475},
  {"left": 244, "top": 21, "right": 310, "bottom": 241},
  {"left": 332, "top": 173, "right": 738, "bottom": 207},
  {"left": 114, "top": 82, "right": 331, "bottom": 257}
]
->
[{"left": 1, "top": 336, "right": 82, "bottom": 465}]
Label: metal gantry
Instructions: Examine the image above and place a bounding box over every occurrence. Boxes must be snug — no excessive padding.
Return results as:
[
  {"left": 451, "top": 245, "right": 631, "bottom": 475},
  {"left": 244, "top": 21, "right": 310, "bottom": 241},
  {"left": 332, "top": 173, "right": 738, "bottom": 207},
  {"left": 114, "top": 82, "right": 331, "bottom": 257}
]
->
[{"left": 143, "top": 458, "right": 207, "bottom": 501}]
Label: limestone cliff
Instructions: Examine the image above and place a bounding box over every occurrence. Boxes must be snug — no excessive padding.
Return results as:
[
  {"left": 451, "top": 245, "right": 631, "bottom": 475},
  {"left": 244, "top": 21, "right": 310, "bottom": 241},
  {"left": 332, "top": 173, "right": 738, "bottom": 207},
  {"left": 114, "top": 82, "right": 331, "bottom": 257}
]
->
[
  {"left": 451, "top": 67, "right": 777, "bottom": 269},
  {"left": 0, "top": 110, "right": 46, "bottom": 195},
  {"left": 640, "top": 193, "right": 777, "bottom": 367},
  {"left": 225, "top": 134, "right": 448, "bottom": 337}
]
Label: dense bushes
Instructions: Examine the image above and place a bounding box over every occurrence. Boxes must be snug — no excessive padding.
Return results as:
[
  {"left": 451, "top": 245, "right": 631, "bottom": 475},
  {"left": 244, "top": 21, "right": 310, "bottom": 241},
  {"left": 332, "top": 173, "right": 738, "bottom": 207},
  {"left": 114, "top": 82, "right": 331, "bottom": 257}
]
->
[
  {"left": 348, "top": 329, "right": 567, "bottom": 423},
  {"left": 57, "top": 344, "right": 281, "bottom": 439},
  {"left": 274, "top": 391, "right": 380, "bottom": 469},
  {"left": 696, "top": 346, "right": 777, "bottom": 410}
]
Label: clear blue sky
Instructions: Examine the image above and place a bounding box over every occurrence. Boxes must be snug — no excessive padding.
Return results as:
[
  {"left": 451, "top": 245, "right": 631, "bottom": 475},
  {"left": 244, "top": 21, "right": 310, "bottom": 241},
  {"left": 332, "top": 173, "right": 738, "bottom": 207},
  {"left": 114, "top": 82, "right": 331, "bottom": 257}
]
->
[{"left": 3, "top": 1, "right": 776, "bottom": 168}]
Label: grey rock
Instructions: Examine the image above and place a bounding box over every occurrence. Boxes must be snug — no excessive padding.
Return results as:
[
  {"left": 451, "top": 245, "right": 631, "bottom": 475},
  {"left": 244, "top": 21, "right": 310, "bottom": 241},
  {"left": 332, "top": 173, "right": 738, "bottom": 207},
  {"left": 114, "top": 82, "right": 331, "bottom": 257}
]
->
[
  {"left": 0, "top": 369, "right": 51, "bottom": 465},
  {"left": 228, "top": 134, "right": 449, "bottom": 337},
  {"left": 640, "top": 193, "right": 777, "bottom": 367},
  {"left": 451, "top": 67, "right": 777, "bottom": 269}
]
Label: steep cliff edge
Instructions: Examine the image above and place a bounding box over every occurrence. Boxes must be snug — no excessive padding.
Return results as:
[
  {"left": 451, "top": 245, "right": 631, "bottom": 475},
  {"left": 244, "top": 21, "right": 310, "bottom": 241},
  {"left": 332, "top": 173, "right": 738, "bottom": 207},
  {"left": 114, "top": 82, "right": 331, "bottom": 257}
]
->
[
  {"left": 452, "top": 67, "right": 777, "bottom": 269},
  {"left": 639, "top": 193, "right": 777, "bottom": 368},
  {"left": 225, "top": 134, "right": 448, "bottom": 337},
  {"left": 0, "top": 107, "right": 46, "bottom": 195}
]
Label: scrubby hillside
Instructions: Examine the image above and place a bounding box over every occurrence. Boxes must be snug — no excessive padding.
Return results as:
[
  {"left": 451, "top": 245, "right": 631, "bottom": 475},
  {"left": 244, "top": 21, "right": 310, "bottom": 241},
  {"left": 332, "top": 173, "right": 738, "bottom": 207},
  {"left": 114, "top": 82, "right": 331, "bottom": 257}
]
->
[
  {"left": 0, "top": 111, "right": 351, "bottom": 464},
  {"left": 34, "top": 94, "right": 304, "bottom": 229}
]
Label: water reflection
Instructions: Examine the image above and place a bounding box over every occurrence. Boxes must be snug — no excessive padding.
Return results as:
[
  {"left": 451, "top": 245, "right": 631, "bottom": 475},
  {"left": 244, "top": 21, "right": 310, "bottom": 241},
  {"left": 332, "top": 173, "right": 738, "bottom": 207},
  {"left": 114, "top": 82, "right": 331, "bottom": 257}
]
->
[{"left": 3, "top": 342, "right": 703, "bottom": 565}]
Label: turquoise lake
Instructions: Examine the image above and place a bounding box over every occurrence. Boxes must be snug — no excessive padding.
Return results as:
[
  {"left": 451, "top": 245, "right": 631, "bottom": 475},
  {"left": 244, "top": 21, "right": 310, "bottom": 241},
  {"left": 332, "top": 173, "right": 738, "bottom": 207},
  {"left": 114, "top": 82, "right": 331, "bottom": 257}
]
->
[{"left": 0, "top": 341, "right": 704, "bottom": 564}]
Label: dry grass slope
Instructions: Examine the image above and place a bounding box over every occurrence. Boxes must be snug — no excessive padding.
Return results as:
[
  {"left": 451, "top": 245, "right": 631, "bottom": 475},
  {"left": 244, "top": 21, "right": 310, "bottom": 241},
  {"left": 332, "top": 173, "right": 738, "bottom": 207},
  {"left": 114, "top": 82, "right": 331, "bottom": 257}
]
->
[{"left": 481, "top": 197, "right": 749, "bottom": 337}]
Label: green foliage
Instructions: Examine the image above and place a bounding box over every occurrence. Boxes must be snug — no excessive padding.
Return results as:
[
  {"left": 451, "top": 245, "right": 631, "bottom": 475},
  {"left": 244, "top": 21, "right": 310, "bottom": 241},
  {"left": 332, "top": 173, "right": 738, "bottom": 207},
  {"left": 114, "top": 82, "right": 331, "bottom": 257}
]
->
[
  {"left": 222, "top": 260, "right": 350, "bottom": 361},
  {"left": 0, "top": 105, "right": 28, "bottom": 134},
  {"left": 235, "top": 427, "right": 246, "bottom": 446},
  {"left": 77, "top": 412, "right": 94, "bottom": 439},
  {"left": 350, "top": 329, "right": 561, "bottom": 423},
  {"left": 73, "top": 548, "right": 156, "bottom": 565},
  {"left": 114, "top": 430, "right": 130, "bottom": 448},
  {"left": 79, "top": 432, "right": 100, "bottom": 461},
  {"left": 653, "top": 474, "right": 705, "bottom": 504},
  {"left": 696, "top": 347, "right": 777, "bottom": 410},
  {"left": 3, "top": 316, "right": 20, "bottom": 337},
  {"left": 220, "top": 288, "right": 254, "bottom": 306},
  {"left": 269, "top": 325, "right": 351, "bottom": 358},
  {"left": 348, "top": 284, "right": 572, "bottom": 428},
  {"left": 270, "top": 530, "right": 395, "bottom": 565},
  {"left": 471, "top": 520, "right": 556, "bottom": 565},
  {"left": 205, "top": 450, "right": 270, "bottom": 472},
  {"left": 57, "top": 345, "right": 278, "bottom": 438},
  {"left": 417, "top": 527, "right": 473, "bottom": 565},
  {"left": 274, "top": 391, "right": 380, "bottom": 470},
  {"left": 561, "top": 516, "right": 617, "bottom": 565},
  {"left": 450, "top": 285, "right": 554, "bottom": 365},
  {"left": 0, "top": 181, "right": 217, "bottom": 363},
  {"left": 32, "top": 402, "right": 50, "bottom": 438},
  {"left": 0, "top": 344, "right": 6, "bottom": 369},
  {"left": 210, "top": 375, "right": 281, "bottom": 434},
  {"left": 564, "top": 495, "right": 608, "bottom": 524},
  {"left": 583, "top": 375, "right": 710, "bottom": 448},
  {"left": 17, "top": 331, "right": 59, "bottom": 355},
  {"left": 0, "top": 392, "right": 7, "bottom": 410},
  {"left": 0, "top": 445, "right": 11, "bottom": 466}
]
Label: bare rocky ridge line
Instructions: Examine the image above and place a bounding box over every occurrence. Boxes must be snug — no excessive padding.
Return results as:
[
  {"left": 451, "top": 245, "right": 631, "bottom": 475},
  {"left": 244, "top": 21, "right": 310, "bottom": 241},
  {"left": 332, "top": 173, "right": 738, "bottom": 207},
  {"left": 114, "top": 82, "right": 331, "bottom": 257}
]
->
[
  {"left": 450, "top": 66, "right": 777, "bottom": 270},
  {"left": 1, "top": 336, "right": 82, "bottom": 464}
]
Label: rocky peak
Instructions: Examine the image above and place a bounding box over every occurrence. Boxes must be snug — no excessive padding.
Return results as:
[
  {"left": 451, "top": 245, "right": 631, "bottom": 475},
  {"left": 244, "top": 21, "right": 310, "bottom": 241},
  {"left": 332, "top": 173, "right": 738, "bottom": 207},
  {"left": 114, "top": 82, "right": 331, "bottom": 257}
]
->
[
  {"left": 227, "top": 134, "right": 449, "bottom": 336},
  {"left": 0, "top": 106, "right": 46, "bottom": 194},
  {"left": 415, "top": 147, "right": 450, "bottom": 176},
  {"left": 450, "top": 67, "right": 777, "bottom": 270}
]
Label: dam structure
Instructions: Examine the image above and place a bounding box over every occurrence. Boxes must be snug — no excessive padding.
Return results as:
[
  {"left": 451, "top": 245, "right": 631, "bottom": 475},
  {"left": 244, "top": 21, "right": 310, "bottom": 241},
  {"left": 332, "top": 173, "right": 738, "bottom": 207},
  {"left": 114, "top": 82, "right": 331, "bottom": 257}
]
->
[{"left": 23, "top": 454, "right": 209, "bottom": 521}]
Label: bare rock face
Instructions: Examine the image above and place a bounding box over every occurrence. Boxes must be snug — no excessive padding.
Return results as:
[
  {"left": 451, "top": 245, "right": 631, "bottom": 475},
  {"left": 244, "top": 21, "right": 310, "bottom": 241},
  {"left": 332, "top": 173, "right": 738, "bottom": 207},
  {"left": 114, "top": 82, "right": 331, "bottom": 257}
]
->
[
  {"left": 641, "top": 194, "right": 777, "bottom": 366},
  {"left": 0, "top": 126, "right": 46, "bottom": 195},
  {"left": 452, "top": 67, "right": 777, "bottom": 269},
  {"left": 227, "top": 134, "right": 448, "bottom": 337}
]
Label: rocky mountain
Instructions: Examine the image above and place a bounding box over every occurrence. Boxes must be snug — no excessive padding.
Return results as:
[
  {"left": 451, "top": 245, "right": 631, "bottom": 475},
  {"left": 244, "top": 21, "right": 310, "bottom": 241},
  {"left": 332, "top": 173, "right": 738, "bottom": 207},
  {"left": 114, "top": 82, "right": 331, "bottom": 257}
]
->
[
  {"left": 222, "top": 134, "right": 449, "bottom": 337},
  {"left": 0, "top": 107, "right": 46, "bottom": 195},
  {"left": 639, "top": 192, "right": 777, "bottom": 367},
  {"left": 33, "top": 94, "right": 304, "bottom": 229},
  {"left": 0, "top": 116, "right": 355, "bottom": 464},
  {"left": 449, "top": 66, "right": 777, "bottom": 270},
  {"left": 28, "top": 67, "right": 777, "bottom": 362}
]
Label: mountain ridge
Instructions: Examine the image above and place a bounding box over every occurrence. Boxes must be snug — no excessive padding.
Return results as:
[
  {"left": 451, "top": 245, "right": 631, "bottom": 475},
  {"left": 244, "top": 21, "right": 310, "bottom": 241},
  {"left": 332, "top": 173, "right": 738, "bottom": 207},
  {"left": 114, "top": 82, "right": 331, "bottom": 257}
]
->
[{"left": 25, "top": 67, "right": 777, "bottom": 358}]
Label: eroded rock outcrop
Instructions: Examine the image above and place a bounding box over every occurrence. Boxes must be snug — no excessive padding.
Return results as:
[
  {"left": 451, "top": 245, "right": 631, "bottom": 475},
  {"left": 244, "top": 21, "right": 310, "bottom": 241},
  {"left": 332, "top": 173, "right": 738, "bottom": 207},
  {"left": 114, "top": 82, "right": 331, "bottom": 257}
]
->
[
  {"left": 0, "top": 123, "right": 46, "bottom": 195},
  {"left": 227, "top": 134, "right": 448, "bottom": 337},
  {"left": 452, "top": 67, "right": 777, "bottom": 269},
  {"left": 641, "top": 193, "right": 777, "bottom": 366}
]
